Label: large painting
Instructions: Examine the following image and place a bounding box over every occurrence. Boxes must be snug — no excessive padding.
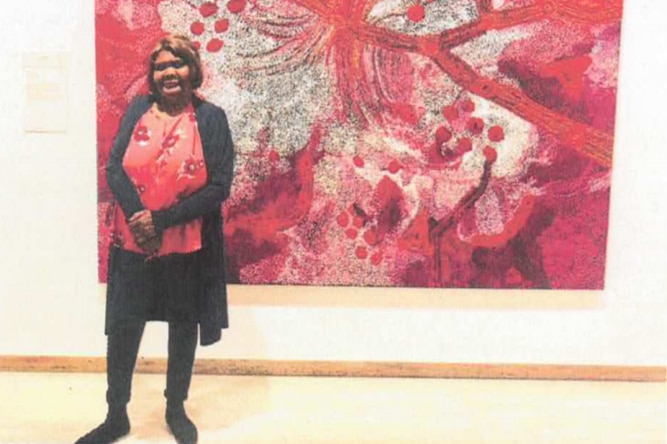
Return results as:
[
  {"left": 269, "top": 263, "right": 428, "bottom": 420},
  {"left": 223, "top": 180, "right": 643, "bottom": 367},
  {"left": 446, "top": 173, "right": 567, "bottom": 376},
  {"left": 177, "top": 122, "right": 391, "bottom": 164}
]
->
[{"left": 97, "top": 0, "right": 622, "bottom": 288}]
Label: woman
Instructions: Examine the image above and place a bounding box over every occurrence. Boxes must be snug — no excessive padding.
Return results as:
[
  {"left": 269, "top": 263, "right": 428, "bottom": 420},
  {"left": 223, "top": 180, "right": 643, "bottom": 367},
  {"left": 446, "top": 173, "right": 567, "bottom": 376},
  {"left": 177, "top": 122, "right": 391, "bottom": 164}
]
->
[{"left": 77, "top": 34, "right": 235, "bottom": 444}]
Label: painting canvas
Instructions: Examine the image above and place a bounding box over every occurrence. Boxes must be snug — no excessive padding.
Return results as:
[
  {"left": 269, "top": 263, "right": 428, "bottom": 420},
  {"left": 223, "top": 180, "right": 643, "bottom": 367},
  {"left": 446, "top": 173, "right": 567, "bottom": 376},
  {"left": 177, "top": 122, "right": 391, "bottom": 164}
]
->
[{"left": 97, "top": 0, "right": 622, "bottom": 288}]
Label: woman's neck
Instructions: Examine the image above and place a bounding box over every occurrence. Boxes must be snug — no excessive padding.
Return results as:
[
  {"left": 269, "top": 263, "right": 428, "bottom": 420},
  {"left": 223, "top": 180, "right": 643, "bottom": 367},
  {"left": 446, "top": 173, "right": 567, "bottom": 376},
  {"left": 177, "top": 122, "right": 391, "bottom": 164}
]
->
[{"left": 156, "top": 95, "right": 191, "bottom": 116}]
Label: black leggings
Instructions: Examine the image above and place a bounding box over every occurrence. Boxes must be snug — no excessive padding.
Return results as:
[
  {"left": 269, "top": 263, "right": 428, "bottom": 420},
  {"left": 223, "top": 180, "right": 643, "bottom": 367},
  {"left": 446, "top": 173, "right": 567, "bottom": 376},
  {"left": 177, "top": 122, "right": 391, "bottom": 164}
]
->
[{"left": 106, "top": 320, "right": 198, "bottom": 407}]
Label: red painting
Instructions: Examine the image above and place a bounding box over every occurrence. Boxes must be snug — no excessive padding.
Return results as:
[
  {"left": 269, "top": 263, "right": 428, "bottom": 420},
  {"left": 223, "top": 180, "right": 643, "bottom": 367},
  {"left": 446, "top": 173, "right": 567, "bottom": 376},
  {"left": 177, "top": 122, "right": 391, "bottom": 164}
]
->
[{"left": 96, "top": 0, "right": 621, "bottom": 288}]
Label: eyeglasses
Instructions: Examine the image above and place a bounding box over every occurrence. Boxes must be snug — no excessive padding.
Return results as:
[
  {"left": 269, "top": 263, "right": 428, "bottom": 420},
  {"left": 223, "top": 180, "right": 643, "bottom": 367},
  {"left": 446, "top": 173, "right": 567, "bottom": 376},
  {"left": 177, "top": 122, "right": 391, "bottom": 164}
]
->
[{"left": 153, "top": 59, "right": 188, "bottom": 72}]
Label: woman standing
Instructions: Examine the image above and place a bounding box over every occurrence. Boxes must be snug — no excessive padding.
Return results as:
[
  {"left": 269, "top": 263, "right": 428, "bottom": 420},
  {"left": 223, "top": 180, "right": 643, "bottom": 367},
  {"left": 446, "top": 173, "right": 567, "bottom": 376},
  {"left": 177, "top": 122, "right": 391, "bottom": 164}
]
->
[{"left": 77, "top": 34, "right": 235, "bottom": 444}]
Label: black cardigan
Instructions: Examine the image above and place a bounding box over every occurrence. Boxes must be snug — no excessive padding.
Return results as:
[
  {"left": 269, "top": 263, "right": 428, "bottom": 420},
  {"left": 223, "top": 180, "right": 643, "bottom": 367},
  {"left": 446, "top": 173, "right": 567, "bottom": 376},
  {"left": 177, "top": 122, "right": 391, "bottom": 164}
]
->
[{"left": 106, "top": 94, "right": 235, "bottom": 345}]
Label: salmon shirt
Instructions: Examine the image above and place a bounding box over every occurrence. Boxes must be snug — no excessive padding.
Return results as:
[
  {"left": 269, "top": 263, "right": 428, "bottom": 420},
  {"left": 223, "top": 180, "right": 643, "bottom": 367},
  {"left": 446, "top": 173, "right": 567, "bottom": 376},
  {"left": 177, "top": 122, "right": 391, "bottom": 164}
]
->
[{"left": 113, "top": 104, "right": 207, "bottom": 256}]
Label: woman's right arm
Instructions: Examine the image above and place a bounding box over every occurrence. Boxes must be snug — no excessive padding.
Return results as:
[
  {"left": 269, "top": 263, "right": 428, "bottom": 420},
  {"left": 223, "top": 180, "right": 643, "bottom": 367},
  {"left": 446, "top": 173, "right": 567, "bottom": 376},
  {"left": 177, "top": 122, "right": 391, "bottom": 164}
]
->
[{"left": 106, "top": 98, "right": 147, "bottom": 219}]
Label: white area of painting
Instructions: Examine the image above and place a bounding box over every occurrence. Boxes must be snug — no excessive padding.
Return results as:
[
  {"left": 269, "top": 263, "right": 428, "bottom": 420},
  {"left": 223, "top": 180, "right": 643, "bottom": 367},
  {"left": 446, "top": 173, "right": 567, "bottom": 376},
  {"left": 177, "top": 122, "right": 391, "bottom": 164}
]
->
[{"left": 0, "top": 1, "right": 665, "bottom": 367}]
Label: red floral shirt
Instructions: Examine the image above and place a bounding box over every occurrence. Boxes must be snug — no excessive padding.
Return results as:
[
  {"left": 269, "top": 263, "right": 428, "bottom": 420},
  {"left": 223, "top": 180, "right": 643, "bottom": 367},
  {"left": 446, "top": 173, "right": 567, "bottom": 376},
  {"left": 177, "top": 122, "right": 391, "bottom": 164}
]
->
[{"left": 114, "top": 104, "right": 207, "bottom": 256}]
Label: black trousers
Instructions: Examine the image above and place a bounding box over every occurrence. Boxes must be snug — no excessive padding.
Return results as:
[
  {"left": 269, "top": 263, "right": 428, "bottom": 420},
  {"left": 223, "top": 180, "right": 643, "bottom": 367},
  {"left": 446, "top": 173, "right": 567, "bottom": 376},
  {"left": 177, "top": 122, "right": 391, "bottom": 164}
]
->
[{"left": 106, "top": 320, "right": 198, "bottom": 407}]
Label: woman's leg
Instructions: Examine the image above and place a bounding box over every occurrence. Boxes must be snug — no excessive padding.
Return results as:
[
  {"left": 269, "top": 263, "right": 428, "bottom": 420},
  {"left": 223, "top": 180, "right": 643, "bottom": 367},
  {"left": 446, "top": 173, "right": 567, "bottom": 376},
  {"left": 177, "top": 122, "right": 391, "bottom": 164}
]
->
[
  {"left": 165, "top": 321, "right": 199, "bottom": 444},
  {"left": 107, "top": 319, "right": 146, "bottom": 411},
  {"left": 76, "top": 319, "right": 145, "bottom": 444}
]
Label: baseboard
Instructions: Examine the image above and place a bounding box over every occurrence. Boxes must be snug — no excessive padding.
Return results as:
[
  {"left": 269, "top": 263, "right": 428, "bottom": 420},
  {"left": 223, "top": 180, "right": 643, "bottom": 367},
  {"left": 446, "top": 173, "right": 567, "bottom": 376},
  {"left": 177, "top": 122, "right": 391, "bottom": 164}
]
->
[{"left": 0, "top": 356, "right": 664, "bottom": 382}]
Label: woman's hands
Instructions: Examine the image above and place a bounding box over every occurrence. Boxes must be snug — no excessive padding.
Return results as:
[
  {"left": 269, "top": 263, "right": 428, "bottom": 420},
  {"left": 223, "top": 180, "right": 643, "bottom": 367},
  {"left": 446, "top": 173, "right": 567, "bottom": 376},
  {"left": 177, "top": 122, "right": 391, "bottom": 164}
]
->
[{"left": 129, "top": 210, "right": 162, "bottom": 256}]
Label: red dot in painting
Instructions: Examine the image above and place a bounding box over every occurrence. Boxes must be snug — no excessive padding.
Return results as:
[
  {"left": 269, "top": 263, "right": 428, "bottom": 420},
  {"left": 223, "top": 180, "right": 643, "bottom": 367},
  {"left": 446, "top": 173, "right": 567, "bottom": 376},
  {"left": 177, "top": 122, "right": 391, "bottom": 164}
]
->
[
  {"left": 353, "top": 216, "right": 364, "bottom": 229},
  {"left": 363, "top": 229, "right": 378, "bottom": 246},
  {"left": 483, "top": 146, "right": 498, "bottom": 164},
  {"left": 388, "top": 160, "right": 401, "bottom": 174},
  {"left": 461, "top": 99, "right": 475, "bottom": 113},
  {"left": 215, "top": 18, "right": 230, "bottom": 33},
  {"left": 353, "top": 155, "right": 365, "bottom": 167},
  {"left": 337, "top": 212, "right": 350, "bottom": 227},
  {"left": 200, "top": 2, "right": 219, "bottom": 17},
  {"left": 488, "top": 125, "right": 505, "bottom": 142},
  {"left": 466, "top": 117, "right": 485, "bottom": 135},
  {"left": 190, "top": 21, "right": 205, "bottom": 36},
  {"left": 371, "top": 251, "right": 383, "bottom": 266},
  {"left": 457, "top": 138, "right": 473, "bottom": 153},
  {"left": 193, "top": 41, "right": 202, "bottom": 50},
  {"left": 206, "top": 38, "right": 224, "bottom": 53},
  {"left": 435, "top": 126, "right": 452, "bottom": 144},
  {"left": 442, "top": 105, "right": 459, "bottom": 122},
  {"left": 407, "top": 4, "right": 425, "bottom": 22},
  {"left": 346, "top": 228, "right": 358, "bottom": 239},
  {"left": 227, "top": 0, "right": 247, "bottom": 14},
  {"left": 268, "top": 150, "right": 280, "bottom": 162},
  {"left": 355, "top": 246, "right": 368, "bottom": 259}
]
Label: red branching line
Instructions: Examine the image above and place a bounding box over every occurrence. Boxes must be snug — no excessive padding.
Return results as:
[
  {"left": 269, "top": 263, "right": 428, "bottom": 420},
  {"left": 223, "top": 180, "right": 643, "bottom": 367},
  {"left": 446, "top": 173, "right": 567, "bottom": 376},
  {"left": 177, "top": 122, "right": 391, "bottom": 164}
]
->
[
  {"left": 440, "top": 3, "right": 548, "bottom": 49},
  {"left": 431, "top": 51, "right": 614, "bottom": 167},
  {"left": 440, "top": 1, "right": 622, "bottom": 49},
  {"left": 294, "top": 0, "right": 332, "bottom": 17},
  {"left": 289, "top": 0, "right": 618, "bottom": 167}
]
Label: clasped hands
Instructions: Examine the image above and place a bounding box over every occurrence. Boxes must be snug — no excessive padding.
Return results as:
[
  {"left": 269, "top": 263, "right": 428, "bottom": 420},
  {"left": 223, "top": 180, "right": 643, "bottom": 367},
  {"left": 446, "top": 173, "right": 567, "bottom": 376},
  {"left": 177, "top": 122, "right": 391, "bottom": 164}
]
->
[{"left": 129, "top": 210, "right": 161, "bottom": 256}]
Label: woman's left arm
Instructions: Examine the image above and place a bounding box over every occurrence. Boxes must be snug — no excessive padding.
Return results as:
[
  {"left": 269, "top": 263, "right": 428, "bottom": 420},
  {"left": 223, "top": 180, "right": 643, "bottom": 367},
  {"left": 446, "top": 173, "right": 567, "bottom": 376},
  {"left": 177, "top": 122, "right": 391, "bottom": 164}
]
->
[{"left": 152, "top": 106, "right": 235, "bottom": 232}]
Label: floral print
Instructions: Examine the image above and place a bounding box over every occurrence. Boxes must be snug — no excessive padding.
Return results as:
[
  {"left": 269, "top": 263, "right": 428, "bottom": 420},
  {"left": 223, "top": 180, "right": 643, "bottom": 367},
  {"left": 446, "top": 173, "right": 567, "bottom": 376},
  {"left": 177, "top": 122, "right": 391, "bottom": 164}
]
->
[
  {"left": 133, "top": 125, "right": 151, "bottom": 144},
  {"left": 178, "top": 156, "right": 206, "bottom": 180},
  {"left": 114, "top": 104, "right": 207, "bottom": 256}
]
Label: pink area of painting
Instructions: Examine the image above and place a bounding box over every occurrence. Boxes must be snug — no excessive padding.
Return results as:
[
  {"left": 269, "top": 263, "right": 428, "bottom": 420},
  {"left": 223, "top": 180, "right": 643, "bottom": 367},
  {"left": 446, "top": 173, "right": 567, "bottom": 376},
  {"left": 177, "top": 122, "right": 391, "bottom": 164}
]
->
[{"left": 95, "top": 0, "right": 622, "bottom": 289}]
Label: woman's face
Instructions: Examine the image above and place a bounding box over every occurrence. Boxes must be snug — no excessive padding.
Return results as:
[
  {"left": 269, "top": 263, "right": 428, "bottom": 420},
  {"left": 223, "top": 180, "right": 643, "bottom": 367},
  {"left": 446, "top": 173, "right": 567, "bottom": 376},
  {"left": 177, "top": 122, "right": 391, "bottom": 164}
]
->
[{"left": 152, "top": 50, "right": 192, "bottom": 102}]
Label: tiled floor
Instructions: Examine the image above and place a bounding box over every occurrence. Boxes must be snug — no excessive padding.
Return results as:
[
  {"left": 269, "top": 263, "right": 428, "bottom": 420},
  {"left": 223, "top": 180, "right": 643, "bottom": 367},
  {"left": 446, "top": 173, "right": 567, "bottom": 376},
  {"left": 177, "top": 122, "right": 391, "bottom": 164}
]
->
[{"left": 0, "top": 372, "right": 664, "bottom": 443}]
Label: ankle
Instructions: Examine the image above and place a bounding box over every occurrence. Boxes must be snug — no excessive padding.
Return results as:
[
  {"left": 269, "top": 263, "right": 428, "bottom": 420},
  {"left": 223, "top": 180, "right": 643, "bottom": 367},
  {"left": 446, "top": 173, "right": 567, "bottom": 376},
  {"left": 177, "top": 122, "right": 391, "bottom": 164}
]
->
[
  {"left": 108, "top": 404, "right": 128, "bottom": 420},
  {"left": 166, "top": 400, "right": 185, "bottom": 415}
]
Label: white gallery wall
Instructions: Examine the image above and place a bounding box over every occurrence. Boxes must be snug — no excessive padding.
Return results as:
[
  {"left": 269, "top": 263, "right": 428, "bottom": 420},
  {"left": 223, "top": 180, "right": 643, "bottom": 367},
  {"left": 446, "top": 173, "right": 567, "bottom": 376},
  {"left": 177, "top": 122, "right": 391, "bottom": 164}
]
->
[{"left": 0, "top": 0, "right": 665, "bottom": 366}]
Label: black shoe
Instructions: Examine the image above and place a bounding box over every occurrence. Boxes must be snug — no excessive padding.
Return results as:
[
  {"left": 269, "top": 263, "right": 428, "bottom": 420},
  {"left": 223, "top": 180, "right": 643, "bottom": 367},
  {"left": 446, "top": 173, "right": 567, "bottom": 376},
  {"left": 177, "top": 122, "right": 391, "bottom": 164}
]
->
[
  {"left": 166, "top": 403, "right": 198, "bottom": 444},
  {"left": 75, "top": 412, "right": 130, "bottom": 444}
]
